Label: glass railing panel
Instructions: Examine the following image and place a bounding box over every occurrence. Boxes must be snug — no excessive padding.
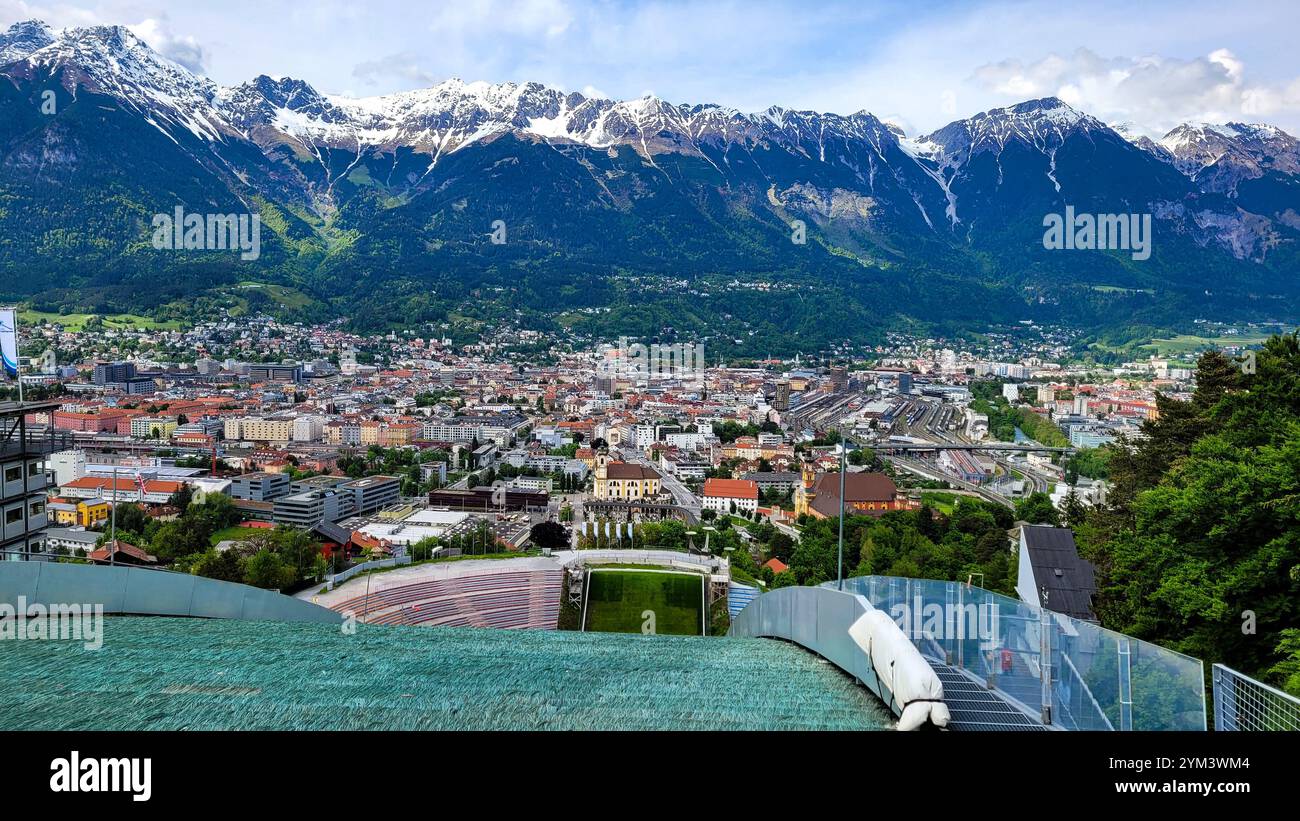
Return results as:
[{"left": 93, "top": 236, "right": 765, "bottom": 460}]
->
[{"left": 828, "top": 575, "right": 1205, "bottom": 730}]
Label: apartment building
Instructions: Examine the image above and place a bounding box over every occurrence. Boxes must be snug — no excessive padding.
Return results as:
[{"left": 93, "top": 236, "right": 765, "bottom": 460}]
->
[
  {"left": 420, "top": 413, "right": 527, "bottom": 447},
  {"left": 273, "top": 489, "right": 355, "bottom": 528},
  {"left": 130, "top": 416, "right": 177, "bottom": 439},
  {"left": 230, "top": 471, "right": 292, "bottom": 502},
  {"left": 0, "top": 402, "right": 56, "bottom": 560},
  {"left": 292, "top": 415, "right": 325, "bottom": 442},
  {"left": 225, "top": 416, "right": 294, "bottom": 443},
  {"left": 324, "top": 420, "right": 362, "bottom": 446},
  {"left": 346, "top": 475, "right": 401, "bottom": 514},
  {"left": 508, "top": 475, "right": 554, "bottom": 493}
]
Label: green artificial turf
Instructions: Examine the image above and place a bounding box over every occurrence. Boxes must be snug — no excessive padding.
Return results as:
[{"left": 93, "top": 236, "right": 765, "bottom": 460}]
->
[{"left": 583, "top": 570, "right": 704, "bottom": 636}]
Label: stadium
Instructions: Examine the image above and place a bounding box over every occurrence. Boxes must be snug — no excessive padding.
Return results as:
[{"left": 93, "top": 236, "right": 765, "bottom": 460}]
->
[{"left": 0, "top": 540, "right": 1219, "bottom": 732}]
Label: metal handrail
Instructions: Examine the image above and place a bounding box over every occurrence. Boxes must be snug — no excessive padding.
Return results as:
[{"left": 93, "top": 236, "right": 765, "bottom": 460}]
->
[
  {"left": 1213, "top": 663, "right": 1300, "bottom": 731},
  {"left": 0, "top": 547, "right": 173, "bottom": 570}
]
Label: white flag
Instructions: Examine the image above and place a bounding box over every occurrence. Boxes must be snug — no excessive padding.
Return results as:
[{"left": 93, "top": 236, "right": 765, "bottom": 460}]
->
[{"left": 0, "top": 308, "right": 17, "bottom": 378}]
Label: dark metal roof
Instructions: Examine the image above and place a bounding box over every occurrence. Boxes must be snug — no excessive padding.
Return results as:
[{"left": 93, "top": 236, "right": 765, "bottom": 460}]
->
[
  {"left": 311, "top": 520, "right": 351, "bottom": 545},
  {"left": 1022, "top": 525, "right": 1097, "bottom": 621}
]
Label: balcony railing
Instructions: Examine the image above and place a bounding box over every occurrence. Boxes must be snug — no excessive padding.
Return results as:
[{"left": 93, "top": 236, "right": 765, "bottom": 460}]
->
[
  {"left": 0, "top": 427, "right": 73, "bottom": 460},
  {"left": 1213, "top": 664, "right": 1300, "bottom": 731},
  {"left": 828, "top": 575, "right": 1207, "bottom": 731}
]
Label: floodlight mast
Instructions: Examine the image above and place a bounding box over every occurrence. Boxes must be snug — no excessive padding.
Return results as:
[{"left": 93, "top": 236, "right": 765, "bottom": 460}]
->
[{"left": 837, "top": 422, "right": 846, "bottom": 591}]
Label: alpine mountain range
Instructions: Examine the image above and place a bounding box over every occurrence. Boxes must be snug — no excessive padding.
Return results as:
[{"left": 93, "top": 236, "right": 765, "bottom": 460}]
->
[{"left": 2, "top": 19, "right": 1298, "bottom": 348}]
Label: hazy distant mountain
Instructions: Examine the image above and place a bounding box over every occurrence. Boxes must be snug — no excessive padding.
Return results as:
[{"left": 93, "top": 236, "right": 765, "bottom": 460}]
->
[{"left": 1, "top": 19, "right": 1297, "bottom": 345}]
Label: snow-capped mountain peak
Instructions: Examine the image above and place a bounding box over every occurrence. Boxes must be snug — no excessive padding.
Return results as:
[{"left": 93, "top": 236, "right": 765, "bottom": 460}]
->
[
  {"left": 5, "top": 22, "right": 226, "bottom": 142},
  {"left": 0, "top": 20, "right": 55, "bottom": 64},
  {"left": 1158, "top": 120, "right": 1300, "bottom": 187},
  {"left": 1110, "top": 121, "right": 1174, "bottom": 162},
  {"left": 917, "top": 96, "right": 1111, "bottom": 174}
]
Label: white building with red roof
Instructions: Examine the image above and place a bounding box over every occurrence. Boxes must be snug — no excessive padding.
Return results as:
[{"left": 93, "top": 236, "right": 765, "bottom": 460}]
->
[{"left": 702, "top": 478, "right": 759, "bottom": 514}]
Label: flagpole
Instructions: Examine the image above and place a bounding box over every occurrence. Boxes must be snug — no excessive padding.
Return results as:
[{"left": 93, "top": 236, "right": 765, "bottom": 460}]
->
[
  {"left": 837, "top": 422, "right": 846, "bottom": 591},
  {"left": 14, "top": 310, "right": 22, "bottom": 404},
  {"left": 110, "top": 467, "right": 117, "bottom": 567}
]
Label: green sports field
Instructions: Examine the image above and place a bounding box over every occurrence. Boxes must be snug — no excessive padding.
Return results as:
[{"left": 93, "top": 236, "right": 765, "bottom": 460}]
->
[{"left": 583, "top": 570, "right": 704, "bottom": 636}]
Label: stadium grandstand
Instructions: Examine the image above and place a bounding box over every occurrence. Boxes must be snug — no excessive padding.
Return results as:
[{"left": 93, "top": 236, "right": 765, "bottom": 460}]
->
[
  {"left": 727, "top": 581, "right": 760, "bottom": 618},
  {"left": 329, "top": 568, "right": 563, "bottom": 629}
]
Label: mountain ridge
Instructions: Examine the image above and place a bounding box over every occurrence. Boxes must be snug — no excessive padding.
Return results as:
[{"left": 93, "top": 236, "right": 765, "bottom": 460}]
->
[{"left": 0, "top": 18, "right": 1297, "bottom": 348}]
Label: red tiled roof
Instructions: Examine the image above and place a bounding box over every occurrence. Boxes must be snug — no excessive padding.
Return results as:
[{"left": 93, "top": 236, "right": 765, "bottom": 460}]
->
[
  {"left": 703, "top": 478, "right": 759, "bottom": 500},
  {"left": 89, "top": 540, "right": 157, "bottom": 564},
  {"left": 763, "top": 558, "right": 788, "bottom": 574},
  {"left": 63, "top": 476, "right": 183, "bottom": 493}
]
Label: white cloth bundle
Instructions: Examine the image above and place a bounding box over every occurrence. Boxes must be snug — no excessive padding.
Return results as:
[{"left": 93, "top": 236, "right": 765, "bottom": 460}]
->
[{"left": 848, "top": 609, "right": 951, "bottom": 731}]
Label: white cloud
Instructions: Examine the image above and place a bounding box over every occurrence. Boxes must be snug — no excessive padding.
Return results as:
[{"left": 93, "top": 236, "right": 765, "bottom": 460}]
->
[
  {"left": 0, "top": 5, "right": 209, "bottom": 74},
  {"left": 0, "top": 1, "right": 99, "bottom": 29},
  {"left": 427, "top": 0, "right": 574, "bottom": 39},
  {"left": 352, "top": 52, "right": 436, "bottom": 87},
  {"left": 939, "top": 89, "right": 957, "bottom": 117},
  {"left": 129, "top": 18, "right": 207, "bottom": 74},
  {"left": 3, "top": 0, "right": 1298, "bottom": 139},
  {"left": 970, "top": 47, "right": 1300, "bottom": 137}
]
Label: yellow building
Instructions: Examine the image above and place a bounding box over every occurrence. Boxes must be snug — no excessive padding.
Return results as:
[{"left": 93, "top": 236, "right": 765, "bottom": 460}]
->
[
  {"left": 592, "top": 454, "right": 662, "bottom": 500},
  {"left": 130, "top": 417, "right": 178, "bottom": 439},
  {"left": 359, "top": 420, "right": 382, "bottom": 445},
  {"left": 50, "top": 502, "right": 79, "bottom": 526},
  {"left": 76, "top": 500, "right": 112, "bottom": 527},
  {"left": 239, "top": 418, "right": 294, "bottom": 443},
  {"left": 794, "top": 465, "right": 915, "bottom": 519},
  {"left": 49, "top": 499, "right": 111, "bottom": 527},
  {"left": 224, "top": 417, "right": 294, "bottom": 442}
]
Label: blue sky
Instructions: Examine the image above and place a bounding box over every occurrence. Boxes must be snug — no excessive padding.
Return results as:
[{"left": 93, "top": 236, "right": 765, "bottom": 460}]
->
[{"left": 3, "top": 0, "right": 1298, "bottom": 136}]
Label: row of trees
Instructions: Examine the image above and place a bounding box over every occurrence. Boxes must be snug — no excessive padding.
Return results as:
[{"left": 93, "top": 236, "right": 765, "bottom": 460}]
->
[
  {"left": 781, "top": 497, "right": 1020, "bottom": 594},
  {"left": 90, "top": 492, "right": 327, "bottom": 592},
  {"left": 1071, "top": 338, "right": 1300, "bottom": 695},
  {"left": 95, "top": 491, "right": 242, "bottom": 565},
  {"left": 179, "top": 527, "right": 326, "bottom": 592}
]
